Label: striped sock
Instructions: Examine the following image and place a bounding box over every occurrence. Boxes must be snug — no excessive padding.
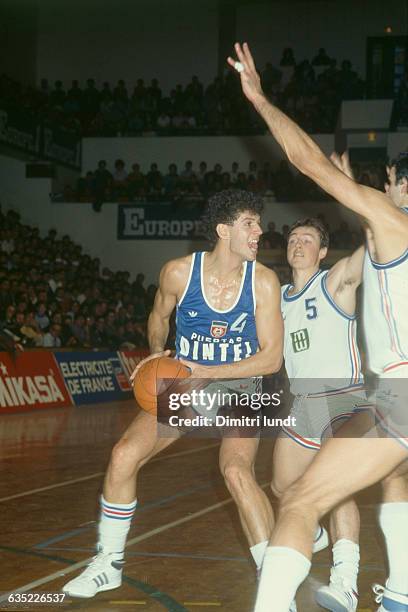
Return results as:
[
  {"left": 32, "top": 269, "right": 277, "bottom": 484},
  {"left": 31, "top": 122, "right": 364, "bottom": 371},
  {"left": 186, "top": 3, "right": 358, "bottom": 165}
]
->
[{"left": 98, "top": 496, "right": 137, "bottom": 554}]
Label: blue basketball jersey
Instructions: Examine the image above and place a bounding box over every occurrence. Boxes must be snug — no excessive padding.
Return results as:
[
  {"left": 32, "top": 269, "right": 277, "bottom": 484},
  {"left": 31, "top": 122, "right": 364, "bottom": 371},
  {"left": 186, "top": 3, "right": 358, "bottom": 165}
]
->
[{"left": 175, "top": 252, "right": 258, "bottom": 365}]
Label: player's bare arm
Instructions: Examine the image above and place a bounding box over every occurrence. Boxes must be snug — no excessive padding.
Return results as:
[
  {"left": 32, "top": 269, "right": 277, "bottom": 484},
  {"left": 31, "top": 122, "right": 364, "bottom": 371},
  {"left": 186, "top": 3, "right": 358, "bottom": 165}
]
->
[
  {"left": 182, "top": 264, "right": 283, "bottom": 378},
  {"left": 130, "top": 256, "right": 191, "bottom": 380},
  {"left": 325, "top": 245, "right": 365, "bottom": 316},
  {"left": 228, "top": 43, "right": 408, "bottom": 261}
]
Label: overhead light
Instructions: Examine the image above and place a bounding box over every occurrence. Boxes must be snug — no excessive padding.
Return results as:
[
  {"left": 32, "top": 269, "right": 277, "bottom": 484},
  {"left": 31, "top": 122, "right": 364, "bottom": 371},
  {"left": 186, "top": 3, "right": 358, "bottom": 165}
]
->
[{"left": 385, "top": 26, "right": 392, "bottom": 33}]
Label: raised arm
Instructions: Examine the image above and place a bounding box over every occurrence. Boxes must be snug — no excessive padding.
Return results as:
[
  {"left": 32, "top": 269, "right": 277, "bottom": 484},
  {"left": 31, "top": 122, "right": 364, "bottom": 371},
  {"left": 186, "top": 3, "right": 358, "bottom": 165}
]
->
[
  {"left": 326, "top": 245, "right": 365, "bottom": 316},
  {"left": 183, "top": 265, "right": 283, "bottom": 378},
  {"left": 228, "top": 43, "right": 408, "bottom": 254}
]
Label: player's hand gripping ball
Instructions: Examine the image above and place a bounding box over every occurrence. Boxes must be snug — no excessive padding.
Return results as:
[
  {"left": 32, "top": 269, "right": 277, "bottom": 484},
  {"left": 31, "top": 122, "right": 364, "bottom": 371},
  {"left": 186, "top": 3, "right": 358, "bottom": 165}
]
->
[{"left": 133, "top": 356, "right": 191, "bottom": 414}]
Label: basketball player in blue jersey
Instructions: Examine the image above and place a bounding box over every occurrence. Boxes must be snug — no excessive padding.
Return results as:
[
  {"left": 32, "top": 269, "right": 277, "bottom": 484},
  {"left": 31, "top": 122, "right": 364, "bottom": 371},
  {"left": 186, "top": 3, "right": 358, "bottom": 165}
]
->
[
  {"left": 229, "top": 42, "right": 408, "bottom": 612},
  {"left": 63, "top": 189, "right": 284, "bottom": 599},
  {"left": 272, "top": 215, "right": 368, "bottom": 612}
]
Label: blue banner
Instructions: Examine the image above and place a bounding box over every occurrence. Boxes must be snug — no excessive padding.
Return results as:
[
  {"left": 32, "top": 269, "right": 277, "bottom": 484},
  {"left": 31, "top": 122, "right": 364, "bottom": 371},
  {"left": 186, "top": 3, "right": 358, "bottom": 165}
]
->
[
  {"left": 54, "top": 351, "right": 131, "bottom": 405},
  {"left": 117, "top": 203, "right": 206, "bottom": 240}
]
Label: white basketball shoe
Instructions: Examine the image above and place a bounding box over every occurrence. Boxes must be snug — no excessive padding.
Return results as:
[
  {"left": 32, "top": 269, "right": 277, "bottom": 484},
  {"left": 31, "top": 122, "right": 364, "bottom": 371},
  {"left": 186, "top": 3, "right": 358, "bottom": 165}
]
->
[
  {"left": 373, "top": 583, "right": 408, "bottom": 611},
  {"left": 63, "top": 550, "right": 124, "bottom": 598},
  {"left": 315, "top": 568, "right": 358, "bottom": 612}
]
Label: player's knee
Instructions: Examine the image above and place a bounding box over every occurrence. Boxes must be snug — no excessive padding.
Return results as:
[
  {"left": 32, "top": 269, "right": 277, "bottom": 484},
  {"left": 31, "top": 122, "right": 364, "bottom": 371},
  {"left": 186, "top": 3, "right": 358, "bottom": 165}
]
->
[
  {"left": 270, "top": 475, "right": 285, "bottom": 499},
  {"left": 381, "top": 469, "right": 408, "bottom": 496},
  {"left": 222, "top": 458, "right": 253, "bottom": 493},
  {"left": 110, "top": 438, "right": 145, "bottom": 479},
  {"left": 279, "top": 480, "right": 323, "bottom": 523}
]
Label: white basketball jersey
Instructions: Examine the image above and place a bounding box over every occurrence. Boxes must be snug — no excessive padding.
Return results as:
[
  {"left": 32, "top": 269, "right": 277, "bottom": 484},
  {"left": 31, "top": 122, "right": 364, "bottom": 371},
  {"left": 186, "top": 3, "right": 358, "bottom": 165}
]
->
[
  {"left": 282, "top": 270, "right": 362, "bottom": 387},
  {"left": 363, "top": 247, "right": 408, "bottom": 375}
]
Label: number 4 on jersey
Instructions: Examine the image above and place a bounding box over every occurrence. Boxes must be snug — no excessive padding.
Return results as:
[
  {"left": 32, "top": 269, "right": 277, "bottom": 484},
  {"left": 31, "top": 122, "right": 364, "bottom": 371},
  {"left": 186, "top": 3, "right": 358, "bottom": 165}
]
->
[{"left": 230, "top": 312, "right": 248, "bottom": 333}]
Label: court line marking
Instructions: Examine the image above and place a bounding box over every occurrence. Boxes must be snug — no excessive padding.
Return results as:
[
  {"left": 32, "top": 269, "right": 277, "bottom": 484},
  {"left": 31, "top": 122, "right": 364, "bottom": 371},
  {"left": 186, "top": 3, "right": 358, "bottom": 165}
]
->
[
  {"left": 34, "top": 482, "right": 212, "bottom": 549},
  {"left": 0, "top": 485, "right": 267, "bottom": 603},
  {"left": 183, "top": 604, "right": 221, "bottom": 607},
  {"left": 0, "top": 442, "right": 219, "bottom": 504},
  {"left": 44, "top": 548, "right": 248, "bottom": 562}
]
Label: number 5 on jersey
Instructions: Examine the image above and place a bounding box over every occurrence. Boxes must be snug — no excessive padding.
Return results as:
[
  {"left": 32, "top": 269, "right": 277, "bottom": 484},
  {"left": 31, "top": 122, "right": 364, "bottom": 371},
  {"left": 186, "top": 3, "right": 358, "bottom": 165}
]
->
[{"left": 305, "top": 298, "right": 317, "bottom": 319}]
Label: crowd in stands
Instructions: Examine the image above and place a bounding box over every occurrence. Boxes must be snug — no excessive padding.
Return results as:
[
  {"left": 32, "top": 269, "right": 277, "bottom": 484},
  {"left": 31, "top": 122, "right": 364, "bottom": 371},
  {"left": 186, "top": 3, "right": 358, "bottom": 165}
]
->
[
  {"left": 0, "top": 147, "right": 388, "bottom": 351},
  {"left": 64, "top": 158, "right": 333, "bottom": 207},
  {"left": 0, "top": 208, "right": 155, "bottom": 351},
  {"left": 4, "top": 46, "right": 400, "bottom": 142},
  {"left": 0, "top": 200, "right": 367, "bottom": 352},
  {"left": 64, "top": 156, "right": 386, "bottom": 209}
]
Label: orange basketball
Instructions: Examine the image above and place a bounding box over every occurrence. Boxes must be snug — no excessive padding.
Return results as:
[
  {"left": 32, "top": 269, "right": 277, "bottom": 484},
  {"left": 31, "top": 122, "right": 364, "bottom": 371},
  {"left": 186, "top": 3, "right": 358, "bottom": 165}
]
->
[{"left": 133, "top": 356, "right": 191, "bottom": 414}]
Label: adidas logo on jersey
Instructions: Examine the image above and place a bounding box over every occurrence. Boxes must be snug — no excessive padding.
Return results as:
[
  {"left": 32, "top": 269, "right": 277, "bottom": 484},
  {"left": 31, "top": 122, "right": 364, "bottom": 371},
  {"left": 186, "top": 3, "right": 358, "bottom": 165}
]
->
[{"left": 188, "top": 311, "right": 198, "bottom": 317}]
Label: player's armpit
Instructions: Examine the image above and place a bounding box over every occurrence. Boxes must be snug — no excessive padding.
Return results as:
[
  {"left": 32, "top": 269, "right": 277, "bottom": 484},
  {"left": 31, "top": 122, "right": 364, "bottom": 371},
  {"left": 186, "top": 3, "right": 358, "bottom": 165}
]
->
[{"left": 328, "top": 244, "right": 365, "bottom": 293}]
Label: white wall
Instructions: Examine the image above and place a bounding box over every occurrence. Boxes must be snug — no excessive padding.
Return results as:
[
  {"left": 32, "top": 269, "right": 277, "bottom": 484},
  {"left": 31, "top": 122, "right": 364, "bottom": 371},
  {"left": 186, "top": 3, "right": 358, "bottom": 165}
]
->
[
  {"left": 36, "top": 0, "right": 219, "bottom": 93},
  {"left": 82, "top": 134, "right": 335, "bottom": 174},
  {"left": 236, "top": 0, "right": 407, "bottom": 76}
]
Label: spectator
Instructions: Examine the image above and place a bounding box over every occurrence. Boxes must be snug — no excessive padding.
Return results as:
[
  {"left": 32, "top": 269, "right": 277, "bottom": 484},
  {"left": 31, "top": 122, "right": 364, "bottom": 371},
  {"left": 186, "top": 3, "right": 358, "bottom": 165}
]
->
[
  {"left": 280, "top": 47, "right": 296, "bottom": 66},
  {"left": 113, "top": 159, "right": 128, "bottom": 198},
  {"left": 261, "top": 221, "right": 285, "bottom": 249},
  {"left": 90, "top": 316, "right": 108, "bottom": 348},
  {"left": 157, "top": 111, "right": 171, "bottom": 129},
  {"left": 43, "top": 323, "right": 62, "bottom": 348},
  {"left": 163, "top": 164, "right": 179, "bottom": 195},
  {"left": 35, "top": 302, "right": 50, "bottom": 330},
  {"left": 312, "top": 48, "right": 332, "bottom": 66},
  {"left": 93, "top": 160, "right": 113, "bottom": 208}
]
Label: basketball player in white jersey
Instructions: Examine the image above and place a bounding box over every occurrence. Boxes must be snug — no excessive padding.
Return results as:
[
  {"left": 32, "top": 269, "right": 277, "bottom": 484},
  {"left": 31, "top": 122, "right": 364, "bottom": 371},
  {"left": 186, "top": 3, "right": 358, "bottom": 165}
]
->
[
  {"left": 229, "top": 43, "right": 408, "bottom": 612},
  {"left": 63, "top": 189, "right": 284, "bottom": 598},
  {"left": 272, "top": 215, "right": 368, "bottom": 612}
]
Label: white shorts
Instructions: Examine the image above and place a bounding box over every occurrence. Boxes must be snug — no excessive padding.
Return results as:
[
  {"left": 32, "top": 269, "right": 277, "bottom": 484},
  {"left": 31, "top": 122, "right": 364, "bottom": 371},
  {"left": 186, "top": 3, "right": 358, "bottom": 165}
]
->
[
  {"left": 282, "top": 385, "right": 372, "bottom": 450},
  {"left": 375, "top": 364, "right": 408, "bottom": 452},
  {"left": 192, "top": 376, "right": 263, "bottom": 418}
]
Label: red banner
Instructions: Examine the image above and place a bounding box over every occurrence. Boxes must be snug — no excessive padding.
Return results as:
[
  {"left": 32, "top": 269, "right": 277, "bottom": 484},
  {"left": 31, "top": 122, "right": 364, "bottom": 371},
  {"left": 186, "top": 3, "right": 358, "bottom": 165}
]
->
[
  {"left": 0, "top": 351, "right": 72, "bottom": 413},
  {"left": 117, "top": 349, "right": 149, "bottom": 391}
]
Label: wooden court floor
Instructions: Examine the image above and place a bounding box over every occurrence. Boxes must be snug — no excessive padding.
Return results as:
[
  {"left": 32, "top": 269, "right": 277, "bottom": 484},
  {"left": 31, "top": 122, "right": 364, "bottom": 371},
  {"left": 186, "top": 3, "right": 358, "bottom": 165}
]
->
[{"left": 0, "top": 401, "right": 387, "bottom": 611}]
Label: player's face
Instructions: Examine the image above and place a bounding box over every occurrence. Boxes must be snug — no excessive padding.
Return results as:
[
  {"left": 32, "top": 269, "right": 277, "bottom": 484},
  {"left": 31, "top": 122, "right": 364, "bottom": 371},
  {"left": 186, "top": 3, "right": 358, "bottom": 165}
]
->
[
  {"left": 287, "top": 227, "right": 327, "bottom": 270},
  {"left": 385, "top": 165, "right": 407, "bottom": 207},
  {"left": 229, "top": 211, "right": 263, "bottom": 261}
]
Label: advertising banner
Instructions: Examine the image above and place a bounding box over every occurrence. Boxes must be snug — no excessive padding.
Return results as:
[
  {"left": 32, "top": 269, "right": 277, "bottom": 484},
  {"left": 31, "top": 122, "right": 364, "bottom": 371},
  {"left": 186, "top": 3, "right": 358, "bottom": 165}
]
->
[
  {"left": 117, "top": 203, "right": 205, "bottom": 240},
  {"left": 55, "top": 351, "right": 132, "bottom": 405},
  {"left": 0, "top": 351, "right": 71, "bottom": 414},
  {"left": 0, "top": 107, "right": 41, "bottom": 156},
  {"left": 42, "top": 122, "right": 81, "bottom": 169},
  {"left": 117, "top": 349, "right": 149, "bottom": 391}
]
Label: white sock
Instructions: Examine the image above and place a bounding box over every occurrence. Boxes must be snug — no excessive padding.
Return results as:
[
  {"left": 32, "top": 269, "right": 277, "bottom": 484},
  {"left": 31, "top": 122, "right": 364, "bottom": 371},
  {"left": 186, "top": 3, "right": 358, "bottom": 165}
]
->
[
  {"left": 332, "top": 539, "right": 360, "bottom": 592},
  {"left": 378, "top": 502, "right": 408, "bottom": 594},
  {"left": 250, "top": 540, "right": 269, "bottom": 570},
  {"left": 255, "top": 546, "right": 311, "bottom": 612},
  {"left": 98, "top": 496, "right": 137, "bottom": 555}
]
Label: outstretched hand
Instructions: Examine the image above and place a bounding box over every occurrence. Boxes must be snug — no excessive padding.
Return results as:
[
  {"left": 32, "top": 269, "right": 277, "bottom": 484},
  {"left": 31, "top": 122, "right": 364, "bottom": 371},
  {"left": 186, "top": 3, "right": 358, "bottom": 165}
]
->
[
  {"left": 330, "top": 151, "right": 354, "bottom": 181},
  {"left": 227, "top": 42, "right": 265, "bottom": 106}
]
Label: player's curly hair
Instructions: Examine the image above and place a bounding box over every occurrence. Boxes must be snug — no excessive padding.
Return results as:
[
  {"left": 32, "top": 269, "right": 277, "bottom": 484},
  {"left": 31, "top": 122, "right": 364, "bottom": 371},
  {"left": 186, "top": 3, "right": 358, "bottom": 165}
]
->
[
  {"left": 202, "top": 189, "right": 264, "bottom": 243},
  {"left": 288, "top": 217, "right": 330, "bottom": 248},
  {"left": 390, "top": 151, "right": 408, "bottom": 184}
]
